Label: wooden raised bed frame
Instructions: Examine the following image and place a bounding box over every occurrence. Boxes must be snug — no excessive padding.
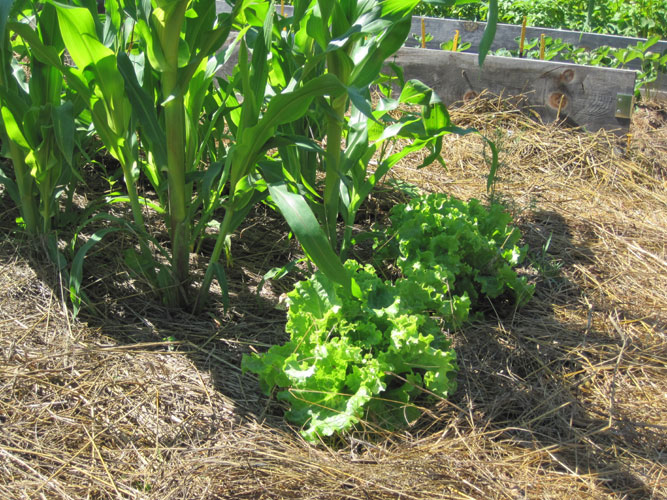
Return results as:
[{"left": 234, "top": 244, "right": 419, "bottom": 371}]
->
[{"left": 216, "top": 3, "right": 662, "bottom": 133}]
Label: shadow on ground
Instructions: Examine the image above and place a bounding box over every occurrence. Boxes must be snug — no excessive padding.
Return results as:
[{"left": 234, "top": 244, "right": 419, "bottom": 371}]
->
[{"left": 0, "top": 192, "right": 663, "bottom": 499}]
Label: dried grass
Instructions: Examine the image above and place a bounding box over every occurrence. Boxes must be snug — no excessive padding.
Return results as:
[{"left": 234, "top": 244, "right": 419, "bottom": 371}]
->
[{"left": 1, "top": 95, "right": 665, "bottom": 499}]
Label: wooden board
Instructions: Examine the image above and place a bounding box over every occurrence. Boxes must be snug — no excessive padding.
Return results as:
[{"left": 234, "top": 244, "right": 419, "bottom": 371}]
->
[
  {"left": 406, "top": 17, "right": 667, "bottom": 66},
  {"left": 216, "top": 2, "right": 666, "bottom": 59},
  {"left": 390, "top": 47, "right": 636, "bottom": 134},
  {"left": 214, "top": 3, "right": 639, "bottom": 132},
  {"left": 406, "top": 17, "right": 667, "bottom": 98}
]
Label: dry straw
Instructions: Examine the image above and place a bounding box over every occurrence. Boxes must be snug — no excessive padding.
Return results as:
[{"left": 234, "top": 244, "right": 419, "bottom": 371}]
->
[{"left": 1, "top": 94, "right": 665, "bottom": 499}]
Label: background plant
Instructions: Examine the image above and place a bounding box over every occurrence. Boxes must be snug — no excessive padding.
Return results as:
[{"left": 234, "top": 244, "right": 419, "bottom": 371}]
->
[
  {"left": 440, "top": 38, "right": 471, "bottom": 51},
  {"left": 416, "top": 0, "right": 667, "bottom": 39}
]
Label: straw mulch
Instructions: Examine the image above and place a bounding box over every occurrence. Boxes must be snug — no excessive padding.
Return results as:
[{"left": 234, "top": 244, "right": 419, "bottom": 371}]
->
[{"left": 1, "top": 95, "right": 665, "bottom": 499}]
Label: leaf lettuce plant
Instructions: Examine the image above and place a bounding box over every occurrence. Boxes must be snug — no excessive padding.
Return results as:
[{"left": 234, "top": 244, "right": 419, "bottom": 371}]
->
[
  {"left": 376, "top": 193, "right": 535, "bottom": 314},
  {"left": 242, "top": 259, "right": 458, "bottom": 442}
]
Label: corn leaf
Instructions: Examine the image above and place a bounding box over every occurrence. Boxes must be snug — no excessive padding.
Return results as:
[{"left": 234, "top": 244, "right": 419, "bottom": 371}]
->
[
  {"left": 52, "top": 2, "right": 112, "bottom": 70},
  {"left": 478, "top": 0, "right": 498, "bottom": 66},
  {"left": 0, "top": 105, "right": 30, "bottom": 149},
  {"left": 230, "top": 73, "right": 346, "bottom": 189},
  {"left": 117, "top": 51, "right": 168, "bottom": 172},
  {"left": 70, "top": 227, "right": 119, "bottom": 317},
  {"left": 261, "top": 162, "right": 352, "bottom": 292},
  {"left": 51, "top": 101, "right": 74, "bottom": 167}
]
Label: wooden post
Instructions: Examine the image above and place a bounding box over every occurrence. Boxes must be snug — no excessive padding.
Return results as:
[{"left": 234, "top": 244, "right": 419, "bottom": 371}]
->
[
  {"left": 281, "top": 0, "right": 286, "bottom": 31},
  {"left": 452, "top": 30, "right": 460, "bottom": 51},
  {"left": 519, "top": 16, "right": 527, "bottom": 57},
  {"left": 540, "top": 34, "right": 545, "bottom": 59},
  {"left": 421, "top": 18, "right": 426, "bottom": 48}
]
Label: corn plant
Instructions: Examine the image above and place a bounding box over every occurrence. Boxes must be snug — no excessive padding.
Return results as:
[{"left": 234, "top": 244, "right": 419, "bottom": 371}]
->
[
  {"left": 113, "top": 0, "right": 250, "bottom": 305},
  {"left": 12, "top": 0, "right": 263, "bottom": 307},
  {"left": 11, "top": 3, "right": 154, "bottom": 240},
  {"left": 251, "top": 0, "right": 499, "bottom": 259},
  {"left": 0, "top": 0, "right": 77, "bottom": 234},
  {"left": 3, "top": 0, "right": 500, "bottom": 316},
  {"left": 193, "top": 0, "right": 499, "bottom": 310},
  {"left": 194, "top": 2, "right": 355, "bottom": 309}
]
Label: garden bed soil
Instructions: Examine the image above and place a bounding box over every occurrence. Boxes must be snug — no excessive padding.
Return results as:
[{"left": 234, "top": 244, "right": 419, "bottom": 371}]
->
[{"left": 1, "top": 95, "right": 665, "bottom": 499}]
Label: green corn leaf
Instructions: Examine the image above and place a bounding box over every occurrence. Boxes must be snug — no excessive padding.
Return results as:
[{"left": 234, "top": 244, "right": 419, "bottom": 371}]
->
[
  {"left": 45, "top": 234, "right": 67, "bottom": 272},
  {"left": 0, "top": 167, "right": 20, "bottom": 205},
  {"left": 485, "top": 137, "right": 499, "bottom": 191},
  {"left": 194, "top": 160, "right": 224, "bottom": 212},
  {"left": 0, "top": 84, "right": 29, "bottom": 124},
  {"left": 135, "top": 18, "right": 168, "bottom": 72},
  {"left": 21, "top": 106, "right": 41, "bottom": 149},
  {"left": 117, "top": 51, "right": 168, "bottom": 172},
  {"left": 52, "top": 2, "right": 130, "bottom": 133},
  {"left": 7, "top": 22, "right": 81, "bottom": 89},
  {"left": 479, "top": 0, "right": 498, "bottom": 66},
  {"left": 381, "top": 0, "right": 420, "bottom": 17},
  {"left": 346, "top": 86, "right": 377, "bottom": 123},
  {"left": 0, "top": 1, "right": 12, "bottom": 42},
  {"left": 230, "top": 73, "right": 345, "bottom": 189},
  {"left": 0, "top": 0, "right": 16, "bottom": 86},
  {"left": 89, "top": 99, "right": 124, "bottom": 161},
  {"left": 105, "top": 194, "right": 166, "bottom": 214},
  {"left": 174, "top": 13, "right": 245, "bottom": 91},
  {"left": 210, "top": 261, "right": 230, "bottom": 312},
  {"left": 305, "top": 4, "right": 330, "bottom": 49},
  {"left": 348, "top": 17, "right": 412, "bottom": 88},
  {"left": 184, "top": 0, "right": 216, "bottom": 52},
  {"left": 274, "top": 134, "right": 326, "bottom": 155},
  {"left": 1, "top": 105, "right": 30, "bottom": 149},
  {"left": 228, "top": 187, "right": 269, "bottom": 235},
  {"left": 260, "top": 163, "right": 352, "bottom": 292},
  {"left": 52, "top": 2, "right": 112, "bottom": 70},
  {"left": 51, "top": 101, "right": 74, "bottom": 167}
]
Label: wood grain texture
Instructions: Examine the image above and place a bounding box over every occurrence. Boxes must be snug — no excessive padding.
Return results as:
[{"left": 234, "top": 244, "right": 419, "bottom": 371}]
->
[
  {"left": 408, "top": 17, "right": 667, "bottom": 96},
  {"left": 406, "top": 17, "right": 667, "bottom": 66},
  {"left": 390, "top": 48, "right": 636, "bottom": 134},
  {"left": 214, "top": 3, "right": 640, "bottom": 131},
  {"left": 220, "top": 1, "right": 665, "bottom": 58}
]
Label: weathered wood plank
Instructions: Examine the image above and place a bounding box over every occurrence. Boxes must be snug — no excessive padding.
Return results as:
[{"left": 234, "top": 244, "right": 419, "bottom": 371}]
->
[
  {"left": 643, "top": 72, "right": 667, "bottom": 102},
  {"left": 390, "top": 48, "right": 636, "bottom": 134},
  {"left": 405, "top": 17, "right": 667, "bottom": 65},
  {"left": 216, "top": 2, "right": 666, "bottom": 58},
  {"left": 214, "top": 3, "right": 639, "bottom": 132},
  {"left": 405, "top": 17, "right": 667, "bottom": 98}
]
